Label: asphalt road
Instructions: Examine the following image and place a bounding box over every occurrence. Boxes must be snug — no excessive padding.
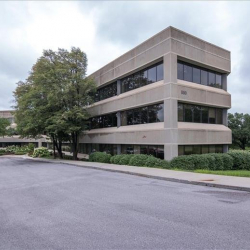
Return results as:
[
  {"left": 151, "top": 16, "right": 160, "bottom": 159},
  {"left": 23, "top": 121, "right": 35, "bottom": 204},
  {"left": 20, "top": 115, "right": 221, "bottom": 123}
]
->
[{"left": 1, "top": 157, "right": 250, "bottom": 250}]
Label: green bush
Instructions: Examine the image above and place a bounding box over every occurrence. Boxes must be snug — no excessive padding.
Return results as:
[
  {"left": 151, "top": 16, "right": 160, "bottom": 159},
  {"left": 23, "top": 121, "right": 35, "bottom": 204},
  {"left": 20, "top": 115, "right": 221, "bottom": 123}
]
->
[
  {"left": 110, "top": 155, "right": 123, "bottom": 164},
  {"left": 33, "top": 147, "right": 50, "bottom": 158},
  {"left": 129, "top": 154, "right": 149, "bottom": 167},
  {"left": 89, "top": 152, "right": 111, "bottom": 163},
  {"left": 145, "top": 156, "right": 163, "bottom": 168},
  {"left": 170, "top": 155, "right": 195, "bottom": 170},
  {"left": 160, "top": 160, "right": 170, "bottom": 169},
  {"left": 190, "top": 154, "right": 210, "bottom": 170},
  {"left": 228, "top": 150, "right": 250, "bottom": 170},
  {"left": 209, "top": 153, "right": 233, "bottom": 170},
  {"left": 118, "top": 154, "right": 134, "bottom": 165}
]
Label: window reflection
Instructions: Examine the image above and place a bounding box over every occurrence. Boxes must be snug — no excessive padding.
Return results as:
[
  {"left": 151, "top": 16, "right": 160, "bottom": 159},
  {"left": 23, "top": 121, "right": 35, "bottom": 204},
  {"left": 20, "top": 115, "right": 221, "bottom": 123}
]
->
[
  {"left": 178, "top": 103, "right": 223, "bottom": 124},
  {"left": 178, "top": 61, "right": 222, "bottom": 89},
  {"left": 178, "top": 145, "right": 224, "bottom": 155}
]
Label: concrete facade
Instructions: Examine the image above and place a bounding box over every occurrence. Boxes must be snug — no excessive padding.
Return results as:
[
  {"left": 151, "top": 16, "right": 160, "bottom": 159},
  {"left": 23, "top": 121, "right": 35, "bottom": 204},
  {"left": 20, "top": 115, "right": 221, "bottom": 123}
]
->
[{"left": 80, "top": 26, "right": 231, "bottom": 160}]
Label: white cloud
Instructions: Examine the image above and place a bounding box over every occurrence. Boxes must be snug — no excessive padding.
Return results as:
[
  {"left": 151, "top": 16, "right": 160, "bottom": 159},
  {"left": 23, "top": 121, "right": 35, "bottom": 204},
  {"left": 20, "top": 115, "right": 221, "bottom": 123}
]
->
[{"left": 0, "top": 1, "right": 250, "bottom": 114}]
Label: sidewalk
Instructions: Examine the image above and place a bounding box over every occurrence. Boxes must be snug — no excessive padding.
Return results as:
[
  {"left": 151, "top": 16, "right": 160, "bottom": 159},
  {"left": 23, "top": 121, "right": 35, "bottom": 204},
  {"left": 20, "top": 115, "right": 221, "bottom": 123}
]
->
[{"left": 25, "top": 156, "right": 250, "bottom": 192}]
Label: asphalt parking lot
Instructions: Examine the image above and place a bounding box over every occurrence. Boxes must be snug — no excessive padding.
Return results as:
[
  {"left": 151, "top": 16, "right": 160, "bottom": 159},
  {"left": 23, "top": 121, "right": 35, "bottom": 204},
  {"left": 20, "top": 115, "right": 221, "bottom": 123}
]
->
[{"left": 1, "top": 156, "right": 250, "bottom": 250}]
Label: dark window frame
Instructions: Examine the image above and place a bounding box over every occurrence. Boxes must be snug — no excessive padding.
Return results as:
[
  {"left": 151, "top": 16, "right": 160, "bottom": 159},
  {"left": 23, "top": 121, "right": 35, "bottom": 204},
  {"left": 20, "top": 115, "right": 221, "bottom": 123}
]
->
[{"left": 177, "top": 60, "right": 222, "bottom": 89}]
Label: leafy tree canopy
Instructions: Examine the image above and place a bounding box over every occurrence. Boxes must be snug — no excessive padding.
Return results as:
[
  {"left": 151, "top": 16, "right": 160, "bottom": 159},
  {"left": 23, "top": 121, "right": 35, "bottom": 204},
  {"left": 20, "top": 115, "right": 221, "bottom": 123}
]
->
[
  {"left": 228, "top": 112, "right": 250, "bottom": 150},
  {"left": 0, "top": 118, "right": 10, "bottom": 137},
  {"left": 14, "top": 47, "right": 96, "bottom": 159}
]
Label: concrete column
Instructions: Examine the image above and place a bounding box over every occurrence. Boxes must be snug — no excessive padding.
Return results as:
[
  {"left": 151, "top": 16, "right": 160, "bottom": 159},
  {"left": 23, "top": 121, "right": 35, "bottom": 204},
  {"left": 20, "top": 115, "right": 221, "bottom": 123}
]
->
[
  {"left": 164, "top": 99, "right": 178, "bottom": 129},
  {"left": 223, "top": 144, "right": 228, "bottom": 153},
  {"left": 117, "top": 111, "right": 121, "bottom": 127},
  {"left": 164, "top": 144, "right": 178, "bottom": 161},
  {"left": 222, "top": 74, "right": 227, "bottom": 91},
  {"left": 38, "top": 140, "right": 42, "bottom": 148},
  {"left": 117, "top": 80, "right": 121, "bottom": 95},
  {"left": 163, "top": 53, "right": 177, "bottom": 84}
]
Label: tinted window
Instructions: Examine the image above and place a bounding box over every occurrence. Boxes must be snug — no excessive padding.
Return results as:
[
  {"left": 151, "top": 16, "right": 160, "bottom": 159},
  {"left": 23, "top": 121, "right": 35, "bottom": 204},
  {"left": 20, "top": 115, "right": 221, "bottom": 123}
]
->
[
  {"left": 103, "top": 114, "right": 113, "bottom": 128},
  {"left": 184, "top": 145, "right": 193, "bottom": 155},
  {"left": 157, "top": 64, "right": 164, "bottom": 81},
  {"left": 193, "top": 67, "right": 201, "bottom": 84},
  {"left": 202, "top": 145, "right": 209, "bottom": 154},
  {"left": 127, "top": 110, "right": 133, "bottom": 125},
  {"left": 140, "top": 145, "right": 148, "bottom": 155},
  {"left": 141, "top": 107, "right": 148, "bottom": 124},
  {"left": 216, "top": 109, "right": 223, "bottom": 124},
  {"left": 215, "top": 145, "right": 223, "bottom": 153},
  {"left": 201, "top": 107, "right": 209, "bottom": 123},
  {"left": 209, "top": 108, "right": 216, "bottom": 124},
  {"left": 177, "top": 62, "right": 184, "bottom": 80},
  {"left": 133, "top": 108, "right": 141, "bottom": 125},
  {"left": 209, "top": 145, "right": 216, "bottom": 153},
  {"left": 121, "top": 111, "right": 127, "bottom": 126},
  {"left": 184, "top": 64, "right": 192, "bottom": 82},
  {"left": 178, "top": 103, "right": 184, "bottom": 122},
  {"left": 208, "top": 72, "right": 216, "bottom": 87},
  {"left": 148, "top": 66, "right": 157, "bottom": 83},
  {"left": 148, "top": 145, "right": 157, "bottom": 157},
  {"left": 134, "top": 72, "right": 141, "bottom": 89},
  {"left": 201, "top": 70, "right": 208, "bottom": 85},
  {"left": 193, "top": 106, "right": 201, "bottom": 123},
  {"left": 157, "top": 145, "right": 164, "bottom": 159},
  {"left": 141, "top": 70, "right": 148, "bottom": 87},
  {"left": 155, "top": 104, "right": 164, "bottom": 122},
  {"left": 184, "top": 105, "right": 193, "bottom": 122},
  {"left": 216, "top": 74, "right": 222, "bottom": 88},
  {"left": 178, "top": 146, "right": 184, "bottom": 156},
  {"left": 193, "top": 145, "right": 201, "bottom": 154}
]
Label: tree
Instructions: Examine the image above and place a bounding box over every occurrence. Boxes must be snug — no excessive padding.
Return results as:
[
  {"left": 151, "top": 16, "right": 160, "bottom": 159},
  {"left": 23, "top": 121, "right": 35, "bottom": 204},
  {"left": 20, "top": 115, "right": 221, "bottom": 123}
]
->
[
  {"left": 0, "top": 118, "right": 10, "bottom": 137},
  {"left": 228, "top": 113, "right": 250, "bottom": 150},
  {"left": 14, "top": 47, "right": 96, "bottom": 160}
]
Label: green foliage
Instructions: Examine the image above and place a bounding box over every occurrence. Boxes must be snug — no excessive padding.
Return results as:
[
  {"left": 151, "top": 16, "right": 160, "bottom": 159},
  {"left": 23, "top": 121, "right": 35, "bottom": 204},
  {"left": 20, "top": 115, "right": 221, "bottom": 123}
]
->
[
  {"left": 110, "top": 155, "right": 123, "bottom": 164},
  {"left": 228, "top": 113, "right": 250, "bottom": 150},
  {"left": 89, "top": 152, "right": 111, "bottom": 163},
  {"left": 128, "top": 154, "right": 149, "bottom": 167},
  {"left": 144, "top": 156, "right": 164, "bottom": 168},
  {"left": 160, "top": 160, "right": 170, "bottom": 169},
  {"left": 0, "top": 118, "right": 10, "bottom": 137},
  {"left": 118, "top": 154, "right": 135, "bottom": 165},
  {"left": 228, "top": 150, "right": 250, "bottom": 170},
  {"left": 33, "top": 147, "right": 50, "bottom": 158},
  {"left": 170, "top": 155, "right": 195, "bottom": 170},
  {"left": 14, "top": 47, "right": 97, "bottom": 160}
]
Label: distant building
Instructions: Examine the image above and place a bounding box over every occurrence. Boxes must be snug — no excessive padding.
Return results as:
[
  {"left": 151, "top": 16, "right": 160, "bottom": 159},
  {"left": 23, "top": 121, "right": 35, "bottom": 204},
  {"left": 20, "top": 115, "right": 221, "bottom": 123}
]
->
[
  {"left": 79, "top": 26, "right": 232, "bottom": 160},
  {"left": 0, "top": 110, "right": 45, "bottom": 147}
]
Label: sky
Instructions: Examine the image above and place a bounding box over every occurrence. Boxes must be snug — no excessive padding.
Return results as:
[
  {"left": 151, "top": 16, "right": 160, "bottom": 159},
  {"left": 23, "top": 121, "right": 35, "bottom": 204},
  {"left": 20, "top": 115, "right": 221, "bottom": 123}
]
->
[{"left": 0, "top": 1, "right": 249, "bottom": 114}]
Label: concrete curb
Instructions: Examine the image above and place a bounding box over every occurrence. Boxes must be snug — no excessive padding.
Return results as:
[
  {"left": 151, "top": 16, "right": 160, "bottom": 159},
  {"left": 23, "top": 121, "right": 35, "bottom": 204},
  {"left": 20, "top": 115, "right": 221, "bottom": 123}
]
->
[{"left": 21, "top": 156, "right": 250, "bottom": 193}]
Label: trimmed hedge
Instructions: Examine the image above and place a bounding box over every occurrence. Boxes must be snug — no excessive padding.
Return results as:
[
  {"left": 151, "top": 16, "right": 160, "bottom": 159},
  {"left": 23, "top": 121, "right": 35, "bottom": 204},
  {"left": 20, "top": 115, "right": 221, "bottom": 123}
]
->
[
  {"left": 228, "top": 150, "right": 250, "bottom": 170},
  {"left": 119, "top": 154, "right": 134, "bottom": 165},
  {"left": 89, "top": 152, "right": 111, "bottom": 163},
  {"left": 170, "top": 155, "right": 195, "bottom": 170},
  {"left": 128, "top": 154, "right": 149, "bottom": 167},
  {"left": 110, "top": 155, "right": 123, "bottom": 164}
]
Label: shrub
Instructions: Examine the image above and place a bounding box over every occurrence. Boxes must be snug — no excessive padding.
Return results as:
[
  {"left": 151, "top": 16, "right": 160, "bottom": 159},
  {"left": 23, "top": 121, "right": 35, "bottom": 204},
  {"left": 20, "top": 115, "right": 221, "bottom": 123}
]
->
[
  {"left": 89, "top": 152, "right": 111, "bottom": 163},
  {"left": 209, "top": 153, "right": 233, "bottom": 170},
  {"left": 145, "top": 156, "right": 163, "bottom": 168},
  {"left": 110, "top": 155, "right": 123, "bottom": 164},
  {"left": 118, "top": 154, "right": 134, "bottom": 165},
  {"left": 170, "top": 155, "right": 195, "bottom": 170},
  {"left": 129, "top": 154, "right": 149, "bottom": 167},
  {"left": 190, "top": 154, "right": 210, "bottom": 170},
  {"left": 160, "top": 160, "right": 170, "bottom": 169},
  {"left": 228, "top": 150, "right": 250, "bottom": 170},
  {"left": 33, "top": 147, "right": 50, "bottom": 158}
]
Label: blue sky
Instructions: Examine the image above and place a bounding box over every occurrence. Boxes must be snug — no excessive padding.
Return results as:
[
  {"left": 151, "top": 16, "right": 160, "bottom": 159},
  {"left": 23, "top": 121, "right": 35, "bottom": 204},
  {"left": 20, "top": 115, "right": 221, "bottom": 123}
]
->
[{"left": 0, "top": 1, "right": 249, "bottom": 113}]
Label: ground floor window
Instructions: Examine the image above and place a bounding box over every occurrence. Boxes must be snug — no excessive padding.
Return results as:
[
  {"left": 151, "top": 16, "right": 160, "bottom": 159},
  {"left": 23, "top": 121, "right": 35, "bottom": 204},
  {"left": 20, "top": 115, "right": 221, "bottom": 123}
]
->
[{"left": 178, "top": 145, "right": 224, "bottom": 156}]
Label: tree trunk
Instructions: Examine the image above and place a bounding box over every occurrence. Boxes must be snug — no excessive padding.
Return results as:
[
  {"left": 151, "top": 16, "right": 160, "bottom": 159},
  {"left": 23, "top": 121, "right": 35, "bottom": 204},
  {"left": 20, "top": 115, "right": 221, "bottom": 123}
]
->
[
  {"left": 54, "top": 140, "right": 63, "bottom": 159},
  {"left": 72, "top": 132, "right": 78, "bottom": 160},
  {"left": 52, "top": 137, "right": 56, "bottom": 159}
]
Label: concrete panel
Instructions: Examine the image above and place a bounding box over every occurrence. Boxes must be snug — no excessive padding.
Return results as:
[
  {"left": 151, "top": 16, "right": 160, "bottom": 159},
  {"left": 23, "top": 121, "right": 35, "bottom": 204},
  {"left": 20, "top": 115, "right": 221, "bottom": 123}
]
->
[{"left": 171, "top": 39, "right": 230, "bottom": 73}]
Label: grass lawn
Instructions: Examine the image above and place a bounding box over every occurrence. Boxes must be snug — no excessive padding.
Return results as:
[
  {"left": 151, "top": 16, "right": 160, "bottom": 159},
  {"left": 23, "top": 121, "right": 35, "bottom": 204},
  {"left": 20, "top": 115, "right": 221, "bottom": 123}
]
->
[{"left": 194, "top": 169, "right": 250, "bottom": 178}]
